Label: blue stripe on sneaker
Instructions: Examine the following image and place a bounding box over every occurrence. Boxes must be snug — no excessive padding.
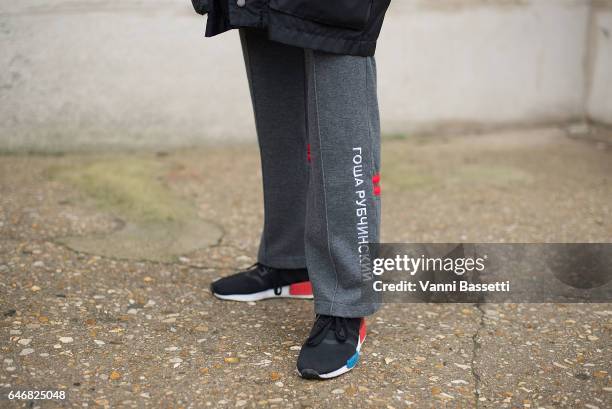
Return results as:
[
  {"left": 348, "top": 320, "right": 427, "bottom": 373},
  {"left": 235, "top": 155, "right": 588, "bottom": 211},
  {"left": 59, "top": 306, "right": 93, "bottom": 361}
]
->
[{"left": 346, "top": 351, "right": 360, "bottom": 369}]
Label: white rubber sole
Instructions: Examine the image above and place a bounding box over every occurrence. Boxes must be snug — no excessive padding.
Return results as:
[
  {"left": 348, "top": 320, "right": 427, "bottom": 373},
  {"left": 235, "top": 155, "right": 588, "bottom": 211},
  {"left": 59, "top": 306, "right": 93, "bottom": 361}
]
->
[{"left": 212, "top": 285, "right": 313, "bottom": 302}]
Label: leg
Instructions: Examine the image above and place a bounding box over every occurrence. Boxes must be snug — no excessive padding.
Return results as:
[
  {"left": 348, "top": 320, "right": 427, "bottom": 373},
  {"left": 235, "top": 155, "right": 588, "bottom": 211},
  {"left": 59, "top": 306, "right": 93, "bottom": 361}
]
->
[
  {"left": 240, "top": 28, "right": 309, "bottom": 269},
  {"left": 210, "top": 30, "right": 312, "bottom": 301},
  {"left": 296, "top": 50, "right": 380, "bottom": 380},
  {"left": 304, "top": 50, "right": 382, "bottom": 318}
]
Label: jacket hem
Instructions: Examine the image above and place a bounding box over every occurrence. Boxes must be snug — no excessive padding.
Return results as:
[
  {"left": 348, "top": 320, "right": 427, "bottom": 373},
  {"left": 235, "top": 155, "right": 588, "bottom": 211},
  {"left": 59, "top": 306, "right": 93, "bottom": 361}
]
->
[{"left": 267, "top": 24, "right": 377, "bottom": 57}]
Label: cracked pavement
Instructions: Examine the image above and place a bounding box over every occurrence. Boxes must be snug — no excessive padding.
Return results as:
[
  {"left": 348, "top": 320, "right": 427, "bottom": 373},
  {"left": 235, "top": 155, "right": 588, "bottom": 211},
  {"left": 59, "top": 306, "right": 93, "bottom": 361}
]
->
[{"left": 1, "top": 127, "right": 611, "bottom": 408}]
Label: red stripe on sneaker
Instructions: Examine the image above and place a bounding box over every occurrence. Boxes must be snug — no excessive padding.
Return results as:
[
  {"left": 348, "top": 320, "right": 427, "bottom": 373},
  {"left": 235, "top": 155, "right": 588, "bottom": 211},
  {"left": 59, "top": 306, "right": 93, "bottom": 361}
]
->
[
  {"left": 359, "top": 319, "right": 367, "bottom": 343},
  {"left": 289, "top": 281, "right": 313, "bottom": 296}
]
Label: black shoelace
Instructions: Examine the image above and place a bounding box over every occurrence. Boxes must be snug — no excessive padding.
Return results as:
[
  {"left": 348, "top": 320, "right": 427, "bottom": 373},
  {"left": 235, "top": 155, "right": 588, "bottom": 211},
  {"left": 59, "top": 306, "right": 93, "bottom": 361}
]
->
[
  {"left": 306, "top": 315, "right": 349, "bottom": 346},
  {"left": 244, "top": 263, "right": 283, "bottom": 295}
]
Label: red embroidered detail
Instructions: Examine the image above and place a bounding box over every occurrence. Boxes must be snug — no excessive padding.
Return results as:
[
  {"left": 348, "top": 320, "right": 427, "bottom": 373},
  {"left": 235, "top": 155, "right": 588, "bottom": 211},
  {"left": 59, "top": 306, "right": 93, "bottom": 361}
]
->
[
  {"left": 307, "top": 144, "right": 311, "bottom": 163},
  {"left": 373, "top": 172, "right": 381, "bottom": 196},
  {"left": 289, "top": 281, "right": 313, "bottom": 296}
]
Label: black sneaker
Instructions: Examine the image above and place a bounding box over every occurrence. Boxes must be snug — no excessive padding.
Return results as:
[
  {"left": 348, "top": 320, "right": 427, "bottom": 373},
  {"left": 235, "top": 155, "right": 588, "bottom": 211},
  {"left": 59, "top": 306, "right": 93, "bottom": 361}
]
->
[
  {"left": 210, "top": 263, "right": 313, "bottom": 302},
  {"left": 297, "top": 315, "right": 366, "bottom": 380}
]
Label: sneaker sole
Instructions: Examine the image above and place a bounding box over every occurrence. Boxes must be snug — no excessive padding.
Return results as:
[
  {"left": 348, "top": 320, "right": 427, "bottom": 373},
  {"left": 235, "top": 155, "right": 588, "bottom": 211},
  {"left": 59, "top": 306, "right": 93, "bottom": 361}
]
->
[
  {"left": 298, "top": 321, "right": 367, "bottom": 380},
  {"left": 212, "top": 282, "right": 313, "bottom": 302}
]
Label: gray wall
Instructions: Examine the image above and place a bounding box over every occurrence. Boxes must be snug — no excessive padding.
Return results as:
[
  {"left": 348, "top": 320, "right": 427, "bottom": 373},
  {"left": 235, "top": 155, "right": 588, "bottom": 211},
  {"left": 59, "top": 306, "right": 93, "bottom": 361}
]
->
[
  {"left": 1, "top": 0, "right": 611, "bottom": 151},
  {"left": 587, "top": 2, "right": 612, "bottom": 125}
]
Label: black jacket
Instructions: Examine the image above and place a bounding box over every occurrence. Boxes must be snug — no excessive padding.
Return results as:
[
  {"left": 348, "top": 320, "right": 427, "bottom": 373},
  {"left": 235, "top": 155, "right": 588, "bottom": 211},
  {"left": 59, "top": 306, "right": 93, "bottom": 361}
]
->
[{"left": 191, "top": 0, "right": 391, "bottom": 57}]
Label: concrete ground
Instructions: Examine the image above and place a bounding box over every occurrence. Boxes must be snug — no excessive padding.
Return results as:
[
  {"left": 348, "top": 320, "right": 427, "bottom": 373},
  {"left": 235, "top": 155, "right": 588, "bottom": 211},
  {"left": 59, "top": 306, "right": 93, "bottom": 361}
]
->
[{"left": 0, "top": 127, "right": 611, "bottom": 408}]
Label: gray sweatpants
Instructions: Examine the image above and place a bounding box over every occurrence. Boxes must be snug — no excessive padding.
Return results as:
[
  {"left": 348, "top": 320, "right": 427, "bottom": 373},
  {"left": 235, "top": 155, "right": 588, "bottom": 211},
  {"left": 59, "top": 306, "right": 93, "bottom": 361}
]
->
[{"left": 240, "top": 29, "right": 381, "bottom": 318}]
